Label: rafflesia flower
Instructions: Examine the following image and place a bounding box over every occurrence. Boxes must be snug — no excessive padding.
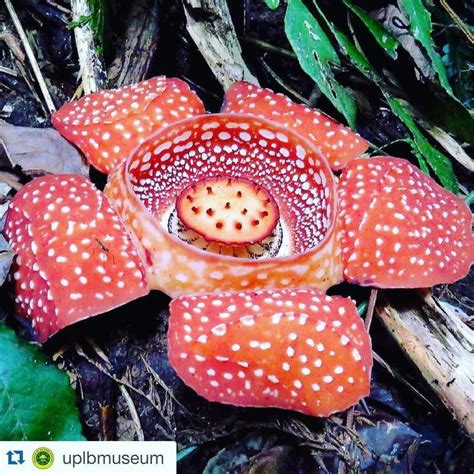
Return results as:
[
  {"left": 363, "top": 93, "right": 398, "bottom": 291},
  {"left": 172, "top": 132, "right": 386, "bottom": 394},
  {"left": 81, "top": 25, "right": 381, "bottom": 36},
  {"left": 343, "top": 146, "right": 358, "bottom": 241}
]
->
[{"left": 5, "top": 77, "right": 470, "bottom": 417}]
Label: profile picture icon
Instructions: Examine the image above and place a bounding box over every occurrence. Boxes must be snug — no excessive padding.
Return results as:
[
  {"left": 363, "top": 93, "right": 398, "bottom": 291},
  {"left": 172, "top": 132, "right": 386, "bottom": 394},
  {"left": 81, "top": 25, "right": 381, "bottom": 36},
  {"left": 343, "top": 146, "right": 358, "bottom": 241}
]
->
[{"left": 32, "top": 447, "right": 54, "bottom": 470}]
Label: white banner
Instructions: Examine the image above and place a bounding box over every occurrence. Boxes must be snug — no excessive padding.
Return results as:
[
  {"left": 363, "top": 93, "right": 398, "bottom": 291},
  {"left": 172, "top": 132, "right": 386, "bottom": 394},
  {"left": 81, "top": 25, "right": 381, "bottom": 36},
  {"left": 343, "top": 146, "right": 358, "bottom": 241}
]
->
[{"left": 0, "top": 441, "right": 176, "bottom": 474}]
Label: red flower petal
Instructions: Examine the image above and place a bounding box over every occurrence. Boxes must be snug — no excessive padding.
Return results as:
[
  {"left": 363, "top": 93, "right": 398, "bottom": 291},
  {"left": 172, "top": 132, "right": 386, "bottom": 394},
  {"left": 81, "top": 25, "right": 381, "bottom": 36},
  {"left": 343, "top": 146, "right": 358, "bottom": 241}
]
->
[
  {"left": 4, "top": 175, "right": 149, "bottom": 342},
  {"left": 52, "top": 77, "right": 205, "bottom": 174},
  {"left": 168, "top": 288, "right": 372, "bottom": 417},
  {"left": 339, "top": 157, "right": 474, "bottom": 287},
  {"left": 105, "top": 114, "right": 342, "bottom": 296},
  {"left": 222, "top": 81, "right": 368, "bottom": 170}
]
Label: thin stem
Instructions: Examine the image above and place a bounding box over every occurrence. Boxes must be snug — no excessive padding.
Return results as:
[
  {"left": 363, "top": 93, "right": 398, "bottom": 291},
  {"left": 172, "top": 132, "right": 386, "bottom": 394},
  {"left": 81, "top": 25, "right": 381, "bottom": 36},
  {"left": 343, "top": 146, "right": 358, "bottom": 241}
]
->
[
  {"left": 240, "top": 36, "right": 297, "bottom": 60},
  {"left": 4, "top": 0, "right": 56, "bottom": 112},
  {"left": 365, "top": 288, "right": 378, "bottom": 330},
  {"left": 464, "top": 191, "right": 474, "bottom": 206},
  {"left": 260, "top": 59, "right": 310, "bottom": 104}
]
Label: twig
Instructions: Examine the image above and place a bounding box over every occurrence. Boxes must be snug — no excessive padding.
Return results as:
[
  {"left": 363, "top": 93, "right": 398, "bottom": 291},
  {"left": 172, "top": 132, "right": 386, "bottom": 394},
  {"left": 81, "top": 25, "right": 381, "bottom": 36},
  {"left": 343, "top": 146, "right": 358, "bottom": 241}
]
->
[
  {"left": 99, "top": 405, "right": 116, "bottom": 441},
  {"left": 0, "top": 171, "right": 22, "bottom": 191},
  {"left": 14, "top": 60, "right": 48, "bottom": 114},
  {"left": 75, "top": 343, "right": 173, "bottom": 438},
  {"left": 0, "top": 65, "right": 17, "bottom": 76},
  {"left": 373, "top": 351, "right": 436, "bottom": 409},
  {"left": 70, "top": 0, "right": 107, "bottom": 94},
  {"left": 119, "top": 373, "right": 145, "bottom": 441},
  {"left": 440, "top": 0, "right": 474, "bottom": 43},
  {"left": 337, "top": 408, "right": 355, "bottom": 474},
  {"left": 46, "top": 0, "right": 71, "bottom": 15},
  {"left": 339, "top": 290, "right": 377, "bottom": 473},
  {"left": 81, "top": 338, "right": 145, "bottom": 441},
  {"left": 181, "top": 76, "right": 221, "bottom": 101},
  {"left": 365, "top": 289, "right": 379, "bottom": 330},
  {"left": 240, "top": 36, "right": 297, "bottom": 60},
  {"left": 260, "top": 59, "right": 310, "bottom": 104},
  {"left": 183, "top": 0, "right": 258, "bottom": 89},
  {"left": 4, "top": 0, "right": 56, "bottom": 113},
  {"left": 141, "top": 355, "right": 192, "bottom": 415},
  {"left": 72, "top": 83, "right": 84, "bottom": 101}
]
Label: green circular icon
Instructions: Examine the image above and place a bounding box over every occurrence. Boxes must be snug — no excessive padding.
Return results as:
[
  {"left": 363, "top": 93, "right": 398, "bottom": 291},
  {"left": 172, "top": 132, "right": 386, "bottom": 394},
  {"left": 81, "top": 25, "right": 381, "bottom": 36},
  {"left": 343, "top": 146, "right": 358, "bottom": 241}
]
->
[{"left": 32, "top": 447, "right": 54, "bottom": 470}]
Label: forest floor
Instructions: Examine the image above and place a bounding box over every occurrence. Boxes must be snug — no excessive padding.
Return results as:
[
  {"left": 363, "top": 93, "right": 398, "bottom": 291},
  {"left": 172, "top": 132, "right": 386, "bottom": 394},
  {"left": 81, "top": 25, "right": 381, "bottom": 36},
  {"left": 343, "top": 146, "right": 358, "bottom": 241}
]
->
[{"left": 0, "top": 1, "right": 473, "bottom": 472}]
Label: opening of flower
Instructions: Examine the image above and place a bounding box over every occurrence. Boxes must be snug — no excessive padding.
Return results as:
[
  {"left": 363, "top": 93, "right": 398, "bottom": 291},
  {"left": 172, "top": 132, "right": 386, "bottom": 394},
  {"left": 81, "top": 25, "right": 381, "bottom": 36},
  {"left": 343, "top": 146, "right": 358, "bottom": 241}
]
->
[{"left": 106, "top": 113, "right": 343, "bottom": 295}]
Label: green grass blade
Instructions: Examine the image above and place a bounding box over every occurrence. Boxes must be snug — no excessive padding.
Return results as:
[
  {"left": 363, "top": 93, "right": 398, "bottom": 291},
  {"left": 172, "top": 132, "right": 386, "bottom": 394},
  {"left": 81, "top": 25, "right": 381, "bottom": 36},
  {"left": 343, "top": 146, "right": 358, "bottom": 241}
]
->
[
  {"left": 388, "top": 98, "right": 459, "bottom": 193},
  {"left": 342, "top": 0, "right": 399, "bottom": 58},
  {"left": 400, "top": 0, "right": 453, "bottom": 96},
  {"left": 262, "top": 0, "right": 280, "bottom": 10}
]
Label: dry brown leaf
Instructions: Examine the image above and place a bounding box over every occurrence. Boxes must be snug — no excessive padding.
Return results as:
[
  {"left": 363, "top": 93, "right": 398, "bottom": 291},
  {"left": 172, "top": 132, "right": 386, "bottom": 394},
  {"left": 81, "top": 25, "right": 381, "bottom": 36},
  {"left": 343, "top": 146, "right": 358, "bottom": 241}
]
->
[
  {"left": 0, "top": 234, "right": 14, "bottom": 287},
  {"left": 0, "top": 122, "right": 89, "bottom": 177},
  {"left": 372, "top": 4, "right": 433, "bottom": 82}
]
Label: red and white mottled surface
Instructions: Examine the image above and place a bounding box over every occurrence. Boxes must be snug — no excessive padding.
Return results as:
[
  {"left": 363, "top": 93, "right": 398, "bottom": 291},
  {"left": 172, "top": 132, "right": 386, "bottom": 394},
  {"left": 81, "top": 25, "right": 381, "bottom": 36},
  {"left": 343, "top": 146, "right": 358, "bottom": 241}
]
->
[
  {"left": 339, "top": 157, "right": 474, "bottom": 287},
  {"left": 168, "top": 288, "right": 372, "bottom": 417},
  {"left": 223, "top": 81, "right": 368, "bottom": 170},
  {"left": 52, "top": 77, "right": 204, "bottom": 174},
  {"left": 105, "top": 114, "right": 343, "bottom": 297},
  {"left": 4, "top": 175, "right": 149, "bottom": 342}
]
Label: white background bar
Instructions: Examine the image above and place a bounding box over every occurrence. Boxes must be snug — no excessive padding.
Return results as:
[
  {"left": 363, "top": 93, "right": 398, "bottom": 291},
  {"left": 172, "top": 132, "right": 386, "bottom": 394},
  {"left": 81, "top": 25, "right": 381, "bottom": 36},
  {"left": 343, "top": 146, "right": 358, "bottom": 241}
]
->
[{"left": 0, "top": 441, "right": 176, "bottom": 474}]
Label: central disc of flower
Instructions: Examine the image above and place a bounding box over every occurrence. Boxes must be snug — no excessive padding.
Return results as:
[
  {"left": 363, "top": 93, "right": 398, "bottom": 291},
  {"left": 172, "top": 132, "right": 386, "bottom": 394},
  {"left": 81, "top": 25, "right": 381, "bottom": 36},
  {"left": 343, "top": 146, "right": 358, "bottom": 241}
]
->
[{"left": 175, "top": 176, "right": 280, "bottom": 246}]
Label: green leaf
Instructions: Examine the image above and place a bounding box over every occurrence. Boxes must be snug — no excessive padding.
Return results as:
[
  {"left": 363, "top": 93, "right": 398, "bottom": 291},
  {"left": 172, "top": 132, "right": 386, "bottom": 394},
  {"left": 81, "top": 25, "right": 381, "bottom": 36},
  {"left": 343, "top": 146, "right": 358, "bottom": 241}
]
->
[
  {"left": 405, "top": 137, "right": 430, "bottom": 175},
  {"left": 388, "top": 98, "right": 459, "bottom": 193},
  {"left": 422, "top": 91, "right": 474, "bottom": 146},
  {"left": 400, "top": 0, "right": 453, "bottom": 96},
  {"left": 331, "top": 27, "right": 372, "bottom": 74},
  {"left": 285, "top": 0, "right": 357, "bottom": 128},
  {"left": 262, "top": 0, "right": 280, "bottom": 10},
  {"left": 309, "top": 5, "right": 459, "bottom": 193},
  {"left": 342, "top": 0, "right": 399, "bottom": 58},
  {"left": 310, "top": 2, "right": 376, "bottom": 78},
  {"left": 177, "top": 445, "right": 198, "bottom": 462},
  {"left": 0, "top": 324, "right": 84, "bottom": 440}
]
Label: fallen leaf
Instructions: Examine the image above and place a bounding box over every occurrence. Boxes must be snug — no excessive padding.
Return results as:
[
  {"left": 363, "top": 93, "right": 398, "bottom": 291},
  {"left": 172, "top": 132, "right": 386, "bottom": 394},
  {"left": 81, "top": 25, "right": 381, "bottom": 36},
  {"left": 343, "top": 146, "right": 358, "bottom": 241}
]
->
[
  {"left": 372, "top": 5, "right": 433, "bottom": 82},
  {"left": 0, "top": 234, "right": 14, "bottom": 287},
  {"left": 0, "top": 181, "right": 11, "bottom": 203},
  {"left": 0, "top": 122, "right": 89, "bottom": 177},
  {"left": 354, "top": 412, "right": 421, "bottom": 470}
]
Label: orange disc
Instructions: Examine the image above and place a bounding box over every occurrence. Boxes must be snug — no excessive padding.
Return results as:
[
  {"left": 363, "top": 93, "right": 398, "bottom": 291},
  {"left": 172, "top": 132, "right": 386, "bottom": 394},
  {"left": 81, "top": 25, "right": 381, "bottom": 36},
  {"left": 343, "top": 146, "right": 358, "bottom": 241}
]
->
[{"left": 176, "top": 176, "right": 279, "bottom": 245}]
